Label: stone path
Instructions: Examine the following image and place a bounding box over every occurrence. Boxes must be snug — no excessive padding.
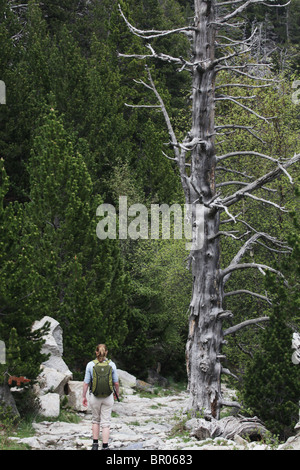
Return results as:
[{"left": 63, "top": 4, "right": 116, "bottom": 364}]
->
[
  {"left": 16, "top": 391, "right": 190, "bottom": 451},
  {"left": 11, "top": 389, "right": 290, "bottom": 450}
]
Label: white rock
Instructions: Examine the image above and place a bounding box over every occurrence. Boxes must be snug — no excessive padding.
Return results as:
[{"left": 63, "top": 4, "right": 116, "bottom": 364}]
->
[
  {"left": 37, "top": 366, "right": 71, "bottom": 396},
  {"left": 117, "top": 369, "right": 136, "bottom": 388},
  {"left": 279, "top": 432, "right": 300, "bottom": 450},
  {"left": 234, "top": 434, "right": 248, "bottom": 447},
  {"left": 18, "top": 437, "right": 42, "bottom": 450},
  {"left": 66, "top": 380, "right": 90, "bottom": 412},
  {"left": 32, "top": 316, "right": 72, "bottom": 376},
  {"left": 39, "top": 393, "right": 60, "bottom": 418}
]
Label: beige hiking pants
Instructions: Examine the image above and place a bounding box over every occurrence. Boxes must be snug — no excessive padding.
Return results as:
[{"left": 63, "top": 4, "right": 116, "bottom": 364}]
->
[{"left": 89, "top": 393, "right": 114, "bottom": 429}]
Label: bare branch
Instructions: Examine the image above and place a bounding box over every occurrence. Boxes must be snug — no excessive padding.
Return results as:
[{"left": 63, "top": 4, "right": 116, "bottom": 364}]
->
[
  {"left": 216, "top": 180, "right": 276, "bottom": 195},
  {"left": 9, "top": 3, "right": 28, "bottom": 9},
  {"left": 209, "top": 229, "right": 250, "bottom": 240},
  {"left": 216, "top": 0, "right": 246, "bottom": 6},
  {"left": 255, "top": 240, "right": 292, "bottom": 253},
  {"left": 215, "top": 83, "right": 272, "bottom": 89},
  {"left": 216, "top": 0, "right": 245, "bottom": 6},
  {"left": 211, "top": 20, "right": 246, "bottom": 29},
  {"left": 224, "top": 289, "right": 272, "bottom": 303},
  {"left": 125, "top": 103, "right": 161, "bottom": 109},
  {"left": 216, "top": 94, "right": 256, "bottom": 100},
  {"left": 243, "top": 192, "right": 288, "bottom": 211},
  {"left": 162, "top": 151, "right": 178, "bottom": 163},
  {"left": 221, "top": 368, "right": 239, "bottom": 381},
  {"left": 134, "top": 67, "right": 192, "bottom": 196},
  {"left": 215, "top": 124, "right": 266, "bottom": 143},
  {"left": 219, "top": 0, "right": 290, "bottom": 24},
  {"left": 218, "top": 67, "right": 277, "bottom": 82},
  {"left": 224, "top": 316, "right": 270, "bottom": 336},
  {"left": 215, "top": 95, "right": 273, "bottom": 123},
  {"left": 219, "top": 398, "right": 241, "bottom": 408},
  {"left": 145, "top": 68, "right": 180, "bottom": 159},
  {"left": 210, "top": 199, "right": 238, "bottom": 222},
  {"left": 222, "top": 229, "right": 290, "bottom": 285},
  {"left": 217, "top": 150, "right": 278, "bottom": 163},
  {"left": 212, "top": 46, "right": 252, "bottom": 67},
  {"left": 220, "top": 153, "right": 300, "bottom": 207},
  {"left": 260, "top": 0, "right": 291, "bottom": 7},
  {"left": 216, "top": 181, "right": 250, "bottom": 187},
  {"left": 277, "top": 162, "right": 294, "bottom": 184},
  {"left": 118, "top": 43, "right": 192, "bottom": 68},
  {"left": 221, "top": 262, "right": 284, "bottom": 280},
  {"left": 235, "top": 218, "right": 290, "bottom": 249},
  {"left": 118, "top": 4, "right": 195, "bottom": 39},
  {"left": 219, "top": 0, "right": 254, "bottom": 19},
  {"left": 216, "top": 27, "right": 258, "bottom": 47},
  {"left": 216, "top": 165, "right": 254, "bottom": 179}
]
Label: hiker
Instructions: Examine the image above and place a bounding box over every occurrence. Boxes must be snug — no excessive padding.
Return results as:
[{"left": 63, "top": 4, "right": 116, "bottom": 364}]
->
[{"left": 82, "top": 344, "right": 119, "bottom": 450}]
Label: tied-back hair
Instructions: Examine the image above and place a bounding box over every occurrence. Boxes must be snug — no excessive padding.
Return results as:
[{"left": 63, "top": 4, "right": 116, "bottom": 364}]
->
[{"left": 95, "top": 344, "right": 108, "bottom": 363}]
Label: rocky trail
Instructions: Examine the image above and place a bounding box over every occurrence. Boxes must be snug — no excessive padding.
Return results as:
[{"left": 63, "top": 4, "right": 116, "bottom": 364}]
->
[
  {"left": 10, "top": 389, "right": 298, "bottom": 451},
  {"left": 8, "top": 317, "right": 298, "bottom": 451}
]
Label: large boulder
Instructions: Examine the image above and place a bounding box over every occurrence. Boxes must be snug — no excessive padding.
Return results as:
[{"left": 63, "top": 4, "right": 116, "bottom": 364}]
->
[
  {"left": 36, "top": 366, "right": 71, "bottom": 396},
  {"left": 117, "top": 369, "right": 136, "bottom": 388},
  {"left": 32, "top": 316, "right": 73, "bottom": 417},
  {"left": 32, "top": 316, "right": 72, "bottom": 377}
]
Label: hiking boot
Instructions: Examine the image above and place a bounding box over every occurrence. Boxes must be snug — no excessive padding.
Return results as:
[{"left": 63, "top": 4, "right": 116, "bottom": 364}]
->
[{"left": 91, "top": 443, "right": 99, "bottom": 450}]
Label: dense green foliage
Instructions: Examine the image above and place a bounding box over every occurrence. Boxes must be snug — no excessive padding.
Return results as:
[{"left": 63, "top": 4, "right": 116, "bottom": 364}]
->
[
  {"left": 0, "top": 0, "right": 299, "bottom": 436},
  {"left": 242, "top": 196, "right": 300, "bottom": 440}
]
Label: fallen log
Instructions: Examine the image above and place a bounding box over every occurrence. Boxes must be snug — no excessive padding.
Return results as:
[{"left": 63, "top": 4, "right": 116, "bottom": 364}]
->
[{"left": 186, "top": 415, "right": 268, "bottom": 442}]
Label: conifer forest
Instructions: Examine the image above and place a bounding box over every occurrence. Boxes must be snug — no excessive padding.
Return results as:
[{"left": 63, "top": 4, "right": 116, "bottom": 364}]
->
[{"left": 0, "top": 0, "right": 299, "bottom": 440}]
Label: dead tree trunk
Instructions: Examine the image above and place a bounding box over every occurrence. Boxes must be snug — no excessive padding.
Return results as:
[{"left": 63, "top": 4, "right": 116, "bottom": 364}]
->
[
  {"left": 186, "top": 0, "right": 223, "bottom": 419},
  {"left": 118, "top": 0, "right": 299, "bottom": 419}
]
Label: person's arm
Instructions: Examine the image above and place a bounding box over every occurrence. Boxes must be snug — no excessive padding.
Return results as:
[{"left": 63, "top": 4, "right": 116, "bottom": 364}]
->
[
  {"left": 111, "top": 362, "right": 119, "bottom": 399},
  {"left": 82, "top": 362, "right": 92, "bottom": 407},
  {"left": 82, "top": 382, "right": 89, "bottom": 407},
  {"left": 114, "top": 381, "right": 119, "bottom": 398}
]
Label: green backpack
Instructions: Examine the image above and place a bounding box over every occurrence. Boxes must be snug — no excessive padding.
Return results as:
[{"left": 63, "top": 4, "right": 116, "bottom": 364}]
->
[{"left": 91, "top": 359, "right": 114, "bottom": 398}]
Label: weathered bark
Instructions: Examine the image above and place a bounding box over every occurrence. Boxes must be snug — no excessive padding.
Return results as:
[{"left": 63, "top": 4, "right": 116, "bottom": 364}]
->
[{"left": 185, "top": 0, "right": 222, "bottom": 418}]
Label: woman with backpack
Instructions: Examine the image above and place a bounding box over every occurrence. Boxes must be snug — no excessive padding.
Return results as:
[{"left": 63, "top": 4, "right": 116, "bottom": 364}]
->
[{"left": 82, "top": 344, "right": 119, "bottom": 450}]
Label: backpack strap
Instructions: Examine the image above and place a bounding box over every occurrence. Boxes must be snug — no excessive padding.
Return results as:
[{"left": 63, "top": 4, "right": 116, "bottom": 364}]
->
[{"left": 93, "top": 358, "right": 110, "bottom": 366}]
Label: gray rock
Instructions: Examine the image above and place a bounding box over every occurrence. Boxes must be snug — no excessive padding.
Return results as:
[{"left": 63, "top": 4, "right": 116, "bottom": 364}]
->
[{"left": 0, "top": 383, "right": 20, "bottom": 420}]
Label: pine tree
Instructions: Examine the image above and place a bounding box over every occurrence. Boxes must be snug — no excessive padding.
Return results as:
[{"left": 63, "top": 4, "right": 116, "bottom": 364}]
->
[
  {"left": 242, "top": 192, "right": 300, "bottom": 440},
  {"left": 26, "top": 108, "right": 129, "bottom": 370},
  {"left": 0, "top": 159, "right": 48, "bottom": 390}
]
